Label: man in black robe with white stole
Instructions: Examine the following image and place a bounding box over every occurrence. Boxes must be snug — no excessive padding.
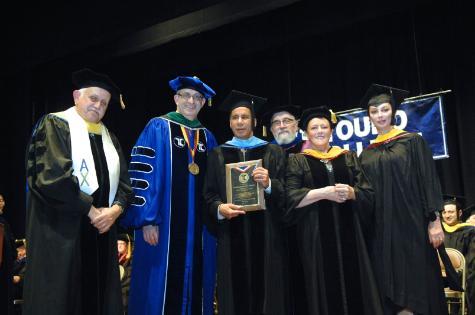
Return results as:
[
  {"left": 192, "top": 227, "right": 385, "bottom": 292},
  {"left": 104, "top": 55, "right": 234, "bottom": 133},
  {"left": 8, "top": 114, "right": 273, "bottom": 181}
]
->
[
  {"left": 204, "top": 91, "right": 290, "bottom": 315},
  {"left": 441, "top": 198, "right": 475, "bottom": 315},
  {"left": 24, "top": 69, "right": 132, "bottom": 315}
]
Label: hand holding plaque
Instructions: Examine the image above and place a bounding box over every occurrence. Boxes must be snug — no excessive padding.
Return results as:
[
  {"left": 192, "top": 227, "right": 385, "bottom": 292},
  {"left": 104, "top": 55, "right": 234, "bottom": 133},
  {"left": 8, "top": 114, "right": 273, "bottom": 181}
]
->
[
  {"left": 251, "top": 166, "right": 270, "bottom": 189},
  {"left": 225, "top": 159, "right": 266, "bottom": 211}
]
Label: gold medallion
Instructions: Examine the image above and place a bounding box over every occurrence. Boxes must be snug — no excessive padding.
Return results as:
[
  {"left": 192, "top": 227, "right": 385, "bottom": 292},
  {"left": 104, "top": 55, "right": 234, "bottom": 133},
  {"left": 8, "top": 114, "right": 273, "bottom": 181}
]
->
[
  {"left": 188, "top": 162, "right": 200, "bottom": 175},
  {"left": 238, "top": 173, "right": 250, "bottom": 183}
]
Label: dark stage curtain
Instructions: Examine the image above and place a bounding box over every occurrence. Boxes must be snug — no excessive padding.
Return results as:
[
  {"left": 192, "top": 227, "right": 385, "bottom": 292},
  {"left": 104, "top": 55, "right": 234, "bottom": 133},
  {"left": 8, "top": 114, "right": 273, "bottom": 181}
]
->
[{"left": 1, "top": 0, "right": 474, "bottom": 236}]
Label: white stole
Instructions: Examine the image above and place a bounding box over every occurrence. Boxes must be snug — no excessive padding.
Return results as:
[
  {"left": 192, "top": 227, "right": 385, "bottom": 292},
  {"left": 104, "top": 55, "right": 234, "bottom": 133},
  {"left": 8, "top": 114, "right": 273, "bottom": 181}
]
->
[{"left": 53, "top": 107, "right": 120, "bottom": 206}]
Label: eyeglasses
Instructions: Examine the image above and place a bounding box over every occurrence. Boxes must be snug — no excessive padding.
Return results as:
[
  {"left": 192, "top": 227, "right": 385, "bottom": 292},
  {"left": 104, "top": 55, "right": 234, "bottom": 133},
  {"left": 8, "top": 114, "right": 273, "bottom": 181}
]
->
[
  {"left": 271, "top": 118, "right": 296, "bottom": 128},
  {"left": 177, "top": 92, "right": 205, "bottom": 103}
]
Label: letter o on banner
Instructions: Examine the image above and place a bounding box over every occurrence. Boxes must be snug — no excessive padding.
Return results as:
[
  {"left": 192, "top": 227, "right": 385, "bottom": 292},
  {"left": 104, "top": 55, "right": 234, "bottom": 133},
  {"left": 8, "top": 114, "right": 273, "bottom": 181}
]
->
[
  {"left": 336, "top": 120, "right": 354, "bottom": 141},
  {"left": 395, "top": 110, "right": 408, "bottom": 129}
]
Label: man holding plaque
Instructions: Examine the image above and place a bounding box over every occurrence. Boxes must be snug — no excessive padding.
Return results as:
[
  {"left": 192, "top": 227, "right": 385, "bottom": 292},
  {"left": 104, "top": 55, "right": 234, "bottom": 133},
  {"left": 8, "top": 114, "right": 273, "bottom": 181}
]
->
[
  {"left": 203, "top": 90, "right": 289, "bottom": 315},
  {"left": 121, "top": 76, "right": 218, "bottom": 315}
]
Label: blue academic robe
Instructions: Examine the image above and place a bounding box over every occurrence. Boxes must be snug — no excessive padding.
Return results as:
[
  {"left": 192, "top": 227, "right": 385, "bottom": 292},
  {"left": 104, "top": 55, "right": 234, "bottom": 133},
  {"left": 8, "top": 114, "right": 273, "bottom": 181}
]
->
[{"left": 121, "top": 115, "right": 217, "bottom": 315}]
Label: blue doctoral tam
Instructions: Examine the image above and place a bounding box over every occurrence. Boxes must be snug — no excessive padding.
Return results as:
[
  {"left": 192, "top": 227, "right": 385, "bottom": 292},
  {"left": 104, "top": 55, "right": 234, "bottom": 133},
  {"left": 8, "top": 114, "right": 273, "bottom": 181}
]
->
[{"left": 169, "top": 76, "right": 216, "bottom": 100}]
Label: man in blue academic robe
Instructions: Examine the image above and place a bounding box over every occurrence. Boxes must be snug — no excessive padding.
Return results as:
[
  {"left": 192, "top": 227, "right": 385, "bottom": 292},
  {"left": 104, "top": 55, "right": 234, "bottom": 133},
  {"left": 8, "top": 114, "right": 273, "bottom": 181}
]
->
[{"left": 121, "top": 76, "right": 217, "bottom": 315}]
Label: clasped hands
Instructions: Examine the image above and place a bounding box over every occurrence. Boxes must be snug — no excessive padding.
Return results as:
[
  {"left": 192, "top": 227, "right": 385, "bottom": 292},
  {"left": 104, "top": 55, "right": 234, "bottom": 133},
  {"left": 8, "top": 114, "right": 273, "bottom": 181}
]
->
[
  {"left": 323, "top": 183, "right": 355, "bottom": 203},
  {"left": 88, "top": 205, "right": 122, "bottom": 234}
]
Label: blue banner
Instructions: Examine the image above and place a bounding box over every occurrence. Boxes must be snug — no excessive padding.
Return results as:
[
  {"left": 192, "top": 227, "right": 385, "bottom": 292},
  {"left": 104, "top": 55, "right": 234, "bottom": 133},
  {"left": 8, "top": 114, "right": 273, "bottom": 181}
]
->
[{"left": 316, "top": 96, "right": 449, "bottom": 159}]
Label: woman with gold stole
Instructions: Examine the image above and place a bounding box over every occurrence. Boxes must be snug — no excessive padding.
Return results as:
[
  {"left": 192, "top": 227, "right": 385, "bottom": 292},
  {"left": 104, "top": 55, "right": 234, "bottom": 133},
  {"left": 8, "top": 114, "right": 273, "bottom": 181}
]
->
[
  {"left": 359, "top": 84, "right": 448, "bottom": 315},
  {"left": 285, "top": 106, "right": 383, "bottom": 315}
]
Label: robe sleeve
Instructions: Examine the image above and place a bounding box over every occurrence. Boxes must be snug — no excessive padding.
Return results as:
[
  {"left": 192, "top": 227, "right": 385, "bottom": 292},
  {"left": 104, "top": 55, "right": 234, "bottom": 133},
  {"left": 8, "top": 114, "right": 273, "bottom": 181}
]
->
[
  {"left": 120, "top": 118, "right": 167, "bottom": 228},
  {"left": 202, "top": 130, "right": 219, "bottom": 235},
  {"left": 283, "top": 154, "right": 312, "bottom": 225},
  {"left": 345, "top": 151, "right": 374, "bottom": 226},
  {"left": 264, "top": 145, "right": 286, "bottom": 219},
  {"left": 203, "top": 148, "right": 223, "bottom": 230},
  {"left": 26, "top": 114, "right": 92, "bottom": 215},
  {"left": 411, "top": 134, "right": 443, "bottom": 219},
  {"left": 466, "top": 229, "right": 475, "bottom": 307},
  {"left": 204, "top": 129, "right": 218, "bottom": 152},
  {"left": 109, "top": 132, "right": 133, "bottom": 210}
]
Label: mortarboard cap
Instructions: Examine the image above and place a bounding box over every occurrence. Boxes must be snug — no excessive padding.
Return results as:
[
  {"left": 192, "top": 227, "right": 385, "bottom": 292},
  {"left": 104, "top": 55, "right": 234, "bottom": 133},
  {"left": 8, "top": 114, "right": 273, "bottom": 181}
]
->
[
  {"left": 72, "top": 68, "right": 125, "bottom": 109},
  {"left": 15, "top": 239, "right": 26, "bottom": 249},
  {"left": 261, "top": 105, "right": 302, "bottom": 129},
  {"left": 218, "top": 90, "right": 267, "bottom": 118},
  {"left": 169, "top": 76, "right": 216, "bottom": 106},
  {"left": 117, "top": 233, "right": 132, "bottom": 260},
  {"left": 117, "top": 233, "right": 131, "bottom": 243},
  {"left": 299, "top": 106, "right": 338, "bottom": 131},
  {"left": 360, "top": 83, "right": 409, "bottom": 111},
  {"left": 443, "top": 194, "right": 464, "bottom": 206}
]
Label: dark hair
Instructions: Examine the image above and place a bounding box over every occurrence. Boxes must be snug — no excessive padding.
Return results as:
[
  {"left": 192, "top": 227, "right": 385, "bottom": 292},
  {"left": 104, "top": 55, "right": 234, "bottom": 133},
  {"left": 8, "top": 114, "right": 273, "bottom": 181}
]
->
[
  {"left": 367, "top": 93, "right": 396, "bottom": 124},
  {"left": 367, "top": 94, "right": 392, "bottom": 107},
  {"left": 443, "top": 198, "right": 459, "bottom": 209},
  {"left": 299, "top": 106, "right": 337, "bottom": 131}
]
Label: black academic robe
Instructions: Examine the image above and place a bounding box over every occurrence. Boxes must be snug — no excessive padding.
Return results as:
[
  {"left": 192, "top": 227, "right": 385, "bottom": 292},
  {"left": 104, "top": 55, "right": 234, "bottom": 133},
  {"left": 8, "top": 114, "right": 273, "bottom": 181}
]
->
[
  {"left": 282, "top": 140, "right": 307, "bottom": 315},
  {"left": 285, "top": 151, "right": 383, "bottom": 315},
  {"left": 119, "top": 257, "right": 132, "bottom": 313},
  {"left": 359, "top": 132, "right": 448, "bottom": 314},
  {"left": 12, "top": 256, "right": 26, "bottom": 300},
  {"left": 273, "top": 137, "right": 305, "bottom": 156},
  {"left": 204, "top": 143, "right": 290, "bottom": 315},
  {"left": 0, "top": 214, "right": 15, "bottom": 315},
  {"left": 444, "top": 225, "right": 475, "bottom": 315},
  {"left": 24, "top": 114, "right": 132, "bottom": 315}
]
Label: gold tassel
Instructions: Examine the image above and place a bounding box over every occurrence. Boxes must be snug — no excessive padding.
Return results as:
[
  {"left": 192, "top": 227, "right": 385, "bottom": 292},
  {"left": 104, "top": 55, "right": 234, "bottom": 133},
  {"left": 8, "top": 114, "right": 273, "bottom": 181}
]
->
[
  {"left": 126, "top": 234, "right": 132, "bottom": 260},
  {"left": 262, "top": 125, "right": 267, "bottom": 137},
  {"left": 330, "top": 109, "right": 337, "bottom": 124},
  {"left": 120, "top": 94, "right": 126, "bottom": 109},
  {"left": 208, "top": 97, "right": 212, "bottom": 107}
]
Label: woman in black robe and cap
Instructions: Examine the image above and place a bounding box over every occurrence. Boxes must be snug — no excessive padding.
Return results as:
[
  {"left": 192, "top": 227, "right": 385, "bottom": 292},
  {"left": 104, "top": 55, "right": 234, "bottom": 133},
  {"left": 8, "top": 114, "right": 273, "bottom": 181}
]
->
[
  {"left": 285, "top": 106, "right": 383, "bottom": 315},
  {"left": 359, "top": 84, "right": 448, "bottom": 315}
]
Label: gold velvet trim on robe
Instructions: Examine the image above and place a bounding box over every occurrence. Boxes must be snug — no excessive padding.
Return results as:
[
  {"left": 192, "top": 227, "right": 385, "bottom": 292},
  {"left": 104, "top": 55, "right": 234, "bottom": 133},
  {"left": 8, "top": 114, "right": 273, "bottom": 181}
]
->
[
  {"left": 367, "top": 128, "right": 408, "bottom": 149},
  {"left": 301, "top": 146, "right": 348, "bottom": 161},
  {"left": 442, "top": 221, "right": 475, "bottom": 233}
]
